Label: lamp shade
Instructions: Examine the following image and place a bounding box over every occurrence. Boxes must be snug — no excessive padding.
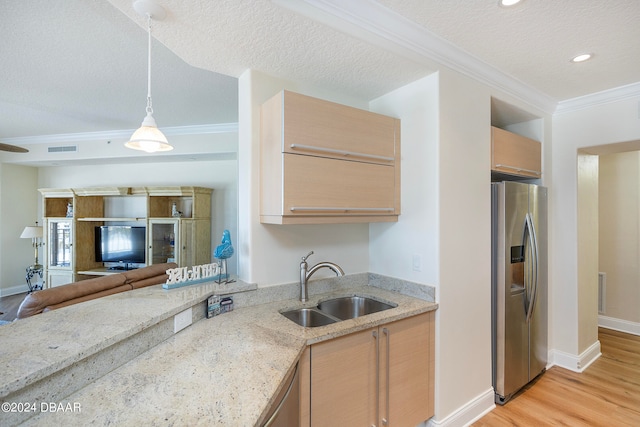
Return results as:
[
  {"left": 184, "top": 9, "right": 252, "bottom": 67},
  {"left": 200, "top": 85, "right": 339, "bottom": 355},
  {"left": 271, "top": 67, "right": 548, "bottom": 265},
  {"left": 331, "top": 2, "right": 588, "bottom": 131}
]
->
[
  {"left": 125, "top": 112, "right": 173, "bottom": 153},
  {"left": 20, "top": 226, "right": 43, "bottom": 239}
]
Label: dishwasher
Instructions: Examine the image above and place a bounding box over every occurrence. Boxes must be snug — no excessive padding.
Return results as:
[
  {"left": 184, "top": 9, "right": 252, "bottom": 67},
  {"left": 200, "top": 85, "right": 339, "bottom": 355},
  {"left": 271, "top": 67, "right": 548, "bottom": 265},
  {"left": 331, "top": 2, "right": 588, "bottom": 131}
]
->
[{"left": 262, "top": 363, "right": 300, "bottom": 427}]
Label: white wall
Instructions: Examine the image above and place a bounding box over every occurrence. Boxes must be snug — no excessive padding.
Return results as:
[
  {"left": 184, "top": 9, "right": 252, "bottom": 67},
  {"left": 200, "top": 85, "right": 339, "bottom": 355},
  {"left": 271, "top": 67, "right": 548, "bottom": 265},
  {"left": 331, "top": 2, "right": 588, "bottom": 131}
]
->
[
  {"left": 599, "top": 151, "right": 640, "bottom": 324},
  {"left": 36, "top": 159, "right": 238, "bottom": 274},
  {"left": 369, "top": 74, "right": 440, "bottom": 286},
  {"left": 435, "top": 68, "right": 494, "bottom": 423},
  {"left": 0, "top": 164, "right": 39, "bottom": 294},
  {"left": 553, "top": 93, "right": 640, "bottom": 360},
  {"left": 237, "top": 69, "right": 373, "bottom": 286}
]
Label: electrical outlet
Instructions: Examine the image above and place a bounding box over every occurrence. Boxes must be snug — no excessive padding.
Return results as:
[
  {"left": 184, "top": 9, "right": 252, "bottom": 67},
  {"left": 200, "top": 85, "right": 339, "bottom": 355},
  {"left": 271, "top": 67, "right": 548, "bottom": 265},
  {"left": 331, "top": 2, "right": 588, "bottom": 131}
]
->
[
  {"left": 174, "top": 307, "right": 192, "bottom": 333},
  {"left": 412, "top": 254, "right": 422, "bottom": 272}
]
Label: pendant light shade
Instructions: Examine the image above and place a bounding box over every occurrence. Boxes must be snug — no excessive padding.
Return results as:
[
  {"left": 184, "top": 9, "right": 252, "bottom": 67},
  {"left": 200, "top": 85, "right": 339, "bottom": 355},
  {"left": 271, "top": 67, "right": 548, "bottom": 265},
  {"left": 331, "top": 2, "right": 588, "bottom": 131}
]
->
[
  {"left": 126, "top": 112, "right": 172, "bottom": 153},
  {"left": 126, "top": 0, "right": 173, "bottom": 153}
]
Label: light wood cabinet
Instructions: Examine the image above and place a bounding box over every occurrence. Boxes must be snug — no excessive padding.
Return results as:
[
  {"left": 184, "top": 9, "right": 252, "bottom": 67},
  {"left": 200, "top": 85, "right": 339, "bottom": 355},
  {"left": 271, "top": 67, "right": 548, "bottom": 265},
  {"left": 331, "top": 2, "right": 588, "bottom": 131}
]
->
[
  {"left": 40, "top": 186, "right": 213, "bottom": 286},
  {"left": 491, "top": 126, "right": 541, "bottom": 178},
  {"left": 261, "top": 90, "right": 401, "bottom": 224},
  {"left": 308, "top": 312, "right": 434, "bottom": 426},
  {"left": 146, "top": 187, "right": 212, "bottom": 268}
]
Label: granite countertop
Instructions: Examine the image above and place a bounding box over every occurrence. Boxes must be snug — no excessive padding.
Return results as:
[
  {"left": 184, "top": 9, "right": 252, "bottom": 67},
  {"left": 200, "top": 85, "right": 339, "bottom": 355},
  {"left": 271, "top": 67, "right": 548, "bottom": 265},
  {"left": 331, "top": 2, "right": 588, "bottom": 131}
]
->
[
  {"left": 0, "top": 280, "right": 257, "bottom": 401},
  {"left": 16, "top": 285, "right": 437, "bottom": 426}
]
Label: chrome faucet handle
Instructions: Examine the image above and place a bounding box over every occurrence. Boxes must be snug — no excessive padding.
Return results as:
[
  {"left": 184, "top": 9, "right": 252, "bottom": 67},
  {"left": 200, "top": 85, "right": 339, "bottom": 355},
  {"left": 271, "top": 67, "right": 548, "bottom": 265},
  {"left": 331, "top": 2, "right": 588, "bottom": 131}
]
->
[{"left": 302, "top": 251, "right": 314, "bottom": 262}]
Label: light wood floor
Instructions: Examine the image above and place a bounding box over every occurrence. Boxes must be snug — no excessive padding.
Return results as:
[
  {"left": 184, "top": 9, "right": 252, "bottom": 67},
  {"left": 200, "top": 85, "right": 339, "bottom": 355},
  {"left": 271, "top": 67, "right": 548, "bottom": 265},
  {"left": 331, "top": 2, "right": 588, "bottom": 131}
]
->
[{"left": 473, "top": 328, "right": 640, "bottom": 426}]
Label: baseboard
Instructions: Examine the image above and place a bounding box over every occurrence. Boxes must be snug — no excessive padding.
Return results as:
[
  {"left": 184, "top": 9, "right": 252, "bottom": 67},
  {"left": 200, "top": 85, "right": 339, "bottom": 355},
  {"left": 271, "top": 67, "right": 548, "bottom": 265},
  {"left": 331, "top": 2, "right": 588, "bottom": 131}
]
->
[
  {"left": 425, "top": 388, "right": 495, "bottom": 427},
  {"left": 0, "top": 284, "right": 29, "bottom": 297},
  {"left": 598, "top": 315, "right": 640, "bottom": 336},
  {"left": 549, "top": 340, "right": 601, "bottom": 373}
]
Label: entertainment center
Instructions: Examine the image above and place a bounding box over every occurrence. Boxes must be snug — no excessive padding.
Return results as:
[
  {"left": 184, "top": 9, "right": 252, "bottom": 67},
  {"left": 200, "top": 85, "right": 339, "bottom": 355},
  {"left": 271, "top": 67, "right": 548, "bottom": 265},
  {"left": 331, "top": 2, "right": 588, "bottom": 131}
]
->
[{"left": 39, "top": 186, "right": 213, "bottom": 288}]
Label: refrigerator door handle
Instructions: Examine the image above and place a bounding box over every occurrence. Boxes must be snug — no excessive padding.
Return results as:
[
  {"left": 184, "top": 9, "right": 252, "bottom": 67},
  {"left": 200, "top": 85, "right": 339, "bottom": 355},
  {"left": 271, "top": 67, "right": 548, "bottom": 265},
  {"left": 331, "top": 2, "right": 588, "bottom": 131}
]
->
[{"left": 524, "top": 213, "right": 539, "bottom": 323}]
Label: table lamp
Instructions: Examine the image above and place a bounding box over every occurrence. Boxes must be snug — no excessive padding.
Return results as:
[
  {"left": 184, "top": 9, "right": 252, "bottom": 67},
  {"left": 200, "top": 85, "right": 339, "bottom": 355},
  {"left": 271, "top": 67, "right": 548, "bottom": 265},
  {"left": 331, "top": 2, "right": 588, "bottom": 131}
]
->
[{"left": 21, "top": 222, "right": 44, "bottom": 270}]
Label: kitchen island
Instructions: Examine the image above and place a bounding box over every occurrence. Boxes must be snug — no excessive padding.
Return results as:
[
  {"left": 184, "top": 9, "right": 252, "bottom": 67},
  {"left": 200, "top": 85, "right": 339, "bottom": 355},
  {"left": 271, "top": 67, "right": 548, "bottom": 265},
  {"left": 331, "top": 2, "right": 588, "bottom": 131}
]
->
[{"left": 0, "top": 275, "right": 436, "bottom": 426}]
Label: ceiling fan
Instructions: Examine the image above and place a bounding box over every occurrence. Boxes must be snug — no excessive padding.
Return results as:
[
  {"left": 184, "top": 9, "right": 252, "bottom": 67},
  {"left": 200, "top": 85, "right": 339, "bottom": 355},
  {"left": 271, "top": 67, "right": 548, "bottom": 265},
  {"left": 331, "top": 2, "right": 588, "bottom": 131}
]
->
[{"left": 0, "top": 142, "right": 28, "bottom": 153}]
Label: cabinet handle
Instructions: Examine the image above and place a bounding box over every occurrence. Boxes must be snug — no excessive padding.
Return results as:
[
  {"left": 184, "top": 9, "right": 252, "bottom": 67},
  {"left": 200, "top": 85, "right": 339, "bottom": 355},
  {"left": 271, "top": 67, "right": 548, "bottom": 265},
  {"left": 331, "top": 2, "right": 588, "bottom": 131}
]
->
[
  {"left": 373, "top": 330, "right": 379, "bottom": 427},
  {"left": 494, "top": 164, "right": 541, "bottom": 176},
  {"left": 290, "top": 144, "right": 394, "bottom": 162},
  {"left": 290, "top": 207, "right": 394, "bottom": 213},
  {"left": 382, "top": 328, "right": 390, "bottom": 426}
]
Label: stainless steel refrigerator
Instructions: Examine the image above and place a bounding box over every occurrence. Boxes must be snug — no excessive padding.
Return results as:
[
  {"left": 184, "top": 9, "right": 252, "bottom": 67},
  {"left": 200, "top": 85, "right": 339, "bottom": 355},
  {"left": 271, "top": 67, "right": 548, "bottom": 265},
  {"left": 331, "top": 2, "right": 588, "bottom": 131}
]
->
[{"left": 491, "top": 181, "right": 548, "bottom": 404}]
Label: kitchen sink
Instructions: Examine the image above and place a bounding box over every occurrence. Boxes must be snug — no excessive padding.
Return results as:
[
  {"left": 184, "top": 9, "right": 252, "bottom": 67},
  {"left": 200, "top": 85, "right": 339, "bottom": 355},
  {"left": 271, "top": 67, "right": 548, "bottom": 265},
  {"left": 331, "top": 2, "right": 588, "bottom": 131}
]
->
[
  {"left": 281, "top": 308, "right": 337, "bottom": 327},
  {"left": 317, "top": 296, "right": 396, "bottom": 320},
  {"left": 281, "top": 295, "right": 396, "bottom": 327}
]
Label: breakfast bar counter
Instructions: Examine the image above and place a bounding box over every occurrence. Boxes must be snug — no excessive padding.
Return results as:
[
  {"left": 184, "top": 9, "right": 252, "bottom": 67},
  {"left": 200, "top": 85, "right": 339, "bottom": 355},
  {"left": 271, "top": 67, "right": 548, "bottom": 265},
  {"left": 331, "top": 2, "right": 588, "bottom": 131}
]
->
[{"left": 1, "top": 276, "right": 436, "bottom": 426}]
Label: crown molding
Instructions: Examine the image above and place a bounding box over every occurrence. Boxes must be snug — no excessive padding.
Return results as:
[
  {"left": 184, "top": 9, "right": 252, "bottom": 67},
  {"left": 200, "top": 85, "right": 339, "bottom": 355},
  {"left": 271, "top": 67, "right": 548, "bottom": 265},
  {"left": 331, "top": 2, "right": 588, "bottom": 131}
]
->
[
  {"left": 555, "top": 81, "right": 640, "bottom": 115},
  {"left": 1, "top": 122, "right": 239, "bottom": 146},
  {"left": 274, "top": 0, "right": 558, "bottom": 113}
]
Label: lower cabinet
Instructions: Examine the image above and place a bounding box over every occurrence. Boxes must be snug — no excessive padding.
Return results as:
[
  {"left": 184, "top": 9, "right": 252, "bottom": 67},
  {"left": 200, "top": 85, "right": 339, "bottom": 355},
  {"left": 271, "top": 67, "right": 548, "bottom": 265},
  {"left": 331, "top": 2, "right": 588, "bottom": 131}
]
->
[
  {"left": 47, "top": 270, "right": 75, "bottom": 288},
  {"left": 300, "top": 312, "right": 434, "bottom": 426}
]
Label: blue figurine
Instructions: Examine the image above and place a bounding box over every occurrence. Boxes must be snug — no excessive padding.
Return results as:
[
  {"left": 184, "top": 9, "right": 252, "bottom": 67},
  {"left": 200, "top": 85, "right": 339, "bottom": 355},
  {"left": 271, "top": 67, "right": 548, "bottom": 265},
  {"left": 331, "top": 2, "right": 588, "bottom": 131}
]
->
[
  {"left": 214, "top": 230, "right": 234, "bottom": 259},
  {"left": 214, "top": 230, "right": 234, "bottom": 283}
]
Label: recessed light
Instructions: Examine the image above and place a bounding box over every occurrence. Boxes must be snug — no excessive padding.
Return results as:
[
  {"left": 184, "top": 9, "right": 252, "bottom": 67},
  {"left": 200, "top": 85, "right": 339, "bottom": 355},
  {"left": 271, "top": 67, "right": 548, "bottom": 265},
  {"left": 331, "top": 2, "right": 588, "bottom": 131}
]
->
[
  {"left": 499, "top": 0, "right": 523, "bottom": 6},
  {"left": 571, "top": 53, "right": 592, "bottom": 63}
]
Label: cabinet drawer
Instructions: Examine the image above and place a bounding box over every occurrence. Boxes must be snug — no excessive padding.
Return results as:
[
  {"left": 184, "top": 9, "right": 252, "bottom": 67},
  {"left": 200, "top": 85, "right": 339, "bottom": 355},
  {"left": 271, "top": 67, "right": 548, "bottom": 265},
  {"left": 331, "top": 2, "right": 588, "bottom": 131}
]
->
[
  {"left": 281, "top": 154, "right": 396, "bottom": 216},
  {"left": 278, "top": 91, "right": 398, "bottom": 164},
  {"left": 491, "top": 126, "right": 541, "bottom": 178}
]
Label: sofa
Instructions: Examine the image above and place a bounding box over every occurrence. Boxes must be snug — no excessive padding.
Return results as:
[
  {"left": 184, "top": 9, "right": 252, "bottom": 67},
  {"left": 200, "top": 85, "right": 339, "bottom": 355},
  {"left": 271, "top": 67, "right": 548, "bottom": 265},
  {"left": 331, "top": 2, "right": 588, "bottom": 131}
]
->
[{"left": 16, "top": 263, "right": 177, "bottom": 319}]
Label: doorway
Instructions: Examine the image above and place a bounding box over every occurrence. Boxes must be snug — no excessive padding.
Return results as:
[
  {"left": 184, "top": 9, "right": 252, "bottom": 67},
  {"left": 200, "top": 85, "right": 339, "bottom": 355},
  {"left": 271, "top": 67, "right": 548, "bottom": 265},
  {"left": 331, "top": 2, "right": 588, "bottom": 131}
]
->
[{"left": 578, "top": 141, "right": 640, "bottom": 337}]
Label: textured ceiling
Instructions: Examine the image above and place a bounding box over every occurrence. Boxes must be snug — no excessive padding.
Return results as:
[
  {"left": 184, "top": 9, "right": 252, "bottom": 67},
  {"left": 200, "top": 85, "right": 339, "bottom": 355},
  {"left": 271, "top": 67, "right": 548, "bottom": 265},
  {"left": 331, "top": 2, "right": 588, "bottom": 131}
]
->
[
  {"left": 0, "top": 0, "right": 238, "bottom": 139},
  {"left": 107, "top": 0, "right": 432, "bottom": 100},
  {"left": 1, "top": 0, "right": 639, "bottom": 156},
  {"left": 377, "top": 0, "right": 640, "bottom": 101}
]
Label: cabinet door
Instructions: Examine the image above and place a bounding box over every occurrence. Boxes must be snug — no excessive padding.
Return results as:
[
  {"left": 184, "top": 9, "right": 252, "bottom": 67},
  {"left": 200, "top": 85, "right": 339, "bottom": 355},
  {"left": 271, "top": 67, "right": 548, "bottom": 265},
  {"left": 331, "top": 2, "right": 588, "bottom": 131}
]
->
[
  {"left": 282, "top": 154, "right": 396, "bottom": 216},
  {"left": 491, "top": 126, "right": 541, "bottom": 178},
  {"left": 281, "top": 90, "right": 397, "bottom": 164},
  {"left": 380, "top": 312, "right": 434, "bottom": 426},
  {"left": 148, "top": 219, "right": 178, "bottom": 265},
  {"left": 47, "top": 219, "right": 73, "bottom": 270},
  {"left": 47, "top": 271, "right": 74, "bottom": 288},
  {"left": 191, "top": 219, "right": 212, "bottom": 266},
  {"left": 178, "top": 219, "right": 194, "bottom": 268},
  {"left": 310, "top": 328, "right": 377, "bottom": 426}
]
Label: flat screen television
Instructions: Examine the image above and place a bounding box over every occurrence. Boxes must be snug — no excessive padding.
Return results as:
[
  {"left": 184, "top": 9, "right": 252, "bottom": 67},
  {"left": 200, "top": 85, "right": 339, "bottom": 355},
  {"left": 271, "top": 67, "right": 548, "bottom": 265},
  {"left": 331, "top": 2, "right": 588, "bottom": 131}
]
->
[{"left": 95, "top": 226, "right": 146, "bottom": 264}]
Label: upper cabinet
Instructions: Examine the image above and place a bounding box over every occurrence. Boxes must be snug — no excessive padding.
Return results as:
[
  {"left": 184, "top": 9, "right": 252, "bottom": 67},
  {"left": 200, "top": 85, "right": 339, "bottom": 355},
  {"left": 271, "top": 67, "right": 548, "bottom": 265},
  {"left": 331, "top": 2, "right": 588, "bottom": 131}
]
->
[
  {"left": 491, "top": 126, "right": 542, "bottom": 179},
  {"left": 260, "top": 90, "right": 401, "bottom": 224}
]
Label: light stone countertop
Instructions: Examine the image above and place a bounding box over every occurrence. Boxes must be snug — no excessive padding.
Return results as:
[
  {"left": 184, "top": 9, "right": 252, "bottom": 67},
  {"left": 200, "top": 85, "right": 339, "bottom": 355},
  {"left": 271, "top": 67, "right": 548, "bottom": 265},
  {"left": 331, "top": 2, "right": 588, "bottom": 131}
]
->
[
  {"left": 16, "top": 285, "right": 437, "bottom": 426},
  {"left": 0, "top": 280, "right": 257, "bottom": 400}
]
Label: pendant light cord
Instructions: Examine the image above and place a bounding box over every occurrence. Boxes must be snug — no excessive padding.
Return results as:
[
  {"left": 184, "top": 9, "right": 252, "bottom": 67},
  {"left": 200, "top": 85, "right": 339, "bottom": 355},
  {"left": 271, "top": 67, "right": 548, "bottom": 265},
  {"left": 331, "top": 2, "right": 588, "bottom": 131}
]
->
[{"left": 146, "top": 13, "right": 153, "bottom": 115}]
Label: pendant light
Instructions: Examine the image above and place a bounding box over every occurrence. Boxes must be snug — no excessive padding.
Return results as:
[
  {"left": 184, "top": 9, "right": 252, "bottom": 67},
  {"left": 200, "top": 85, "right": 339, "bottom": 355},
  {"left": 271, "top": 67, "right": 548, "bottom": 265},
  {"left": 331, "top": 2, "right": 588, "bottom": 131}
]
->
[{"left": 125, "top": 0, "right": 173, "bottom": 153}]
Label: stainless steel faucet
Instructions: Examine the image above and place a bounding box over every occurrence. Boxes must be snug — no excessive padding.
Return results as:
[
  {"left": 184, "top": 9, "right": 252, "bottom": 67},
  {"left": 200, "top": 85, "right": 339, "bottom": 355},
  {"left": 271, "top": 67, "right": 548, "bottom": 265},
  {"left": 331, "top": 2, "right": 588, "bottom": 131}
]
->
[{"left": 299, "top": 251, "right": 345, "bottom": 302}]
